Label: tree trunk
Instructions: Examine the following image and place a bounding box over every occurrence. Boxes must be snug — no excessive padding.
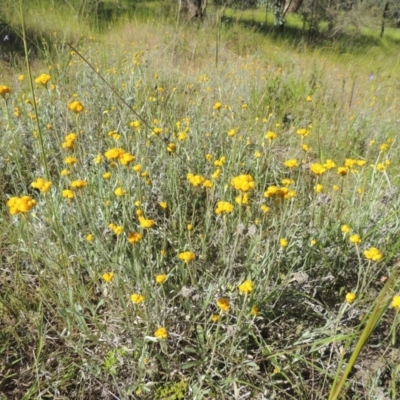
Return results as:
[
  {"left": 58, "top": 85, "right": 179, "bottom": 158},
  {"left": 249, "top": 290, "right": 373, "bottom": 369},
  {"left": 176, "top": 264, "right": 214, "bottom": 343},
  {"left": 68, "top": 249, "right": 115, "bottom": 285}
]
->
[
  {"left": 380, "top": 1, "right": 390, "bottom": 38},
  {"left": 182, "top": 0, "right": 207, "bottom": 20},
  {"left": 284, "top": 0, "right": 303, "bottom": 13}
]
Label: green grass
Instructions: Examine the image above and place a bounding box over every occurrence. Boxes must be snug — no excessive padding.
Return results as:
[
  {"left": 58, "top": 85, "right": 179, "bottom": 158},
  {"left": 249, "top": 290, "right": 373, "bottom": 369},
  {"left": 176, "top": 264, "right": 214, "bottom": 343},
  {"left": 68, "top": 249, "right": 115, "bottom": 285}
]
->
[{"left": 1, "top": 3, "right": 400, "bottom": 399}]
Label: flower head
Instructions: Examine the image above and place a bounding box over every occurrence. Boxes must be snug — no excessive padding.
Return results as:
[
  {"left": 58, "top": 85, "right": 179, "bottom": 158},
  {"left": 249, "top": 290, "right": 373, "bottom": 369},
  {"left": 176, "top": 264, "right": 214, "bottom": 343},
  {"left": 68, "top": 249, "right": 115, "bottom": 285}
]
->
[
  {"left": 128, "top": 232, "right": 142, "bottom": 243},
  {"left": 391, "top": 295, "right": 400, "bottom": 310},
  {"left": 155, "top": 274, "right": 167, "bottom": 284},
  {"left": 231, "top": 174, "right": 255, "bottom": 192},
  {"left": 6, "top": 195, "right": 37, "bottom": 215},
  {"left": 131, "top": 293, "right": 145, "bottom": 304},
  {"left": 178, "top": 251, "right": 195, "bottom": 262},
  {"left": 68, "top": 100, "right": 84, "bottom": 114},
  {"left": 346, "top": 292, "right": 356, "bottom": 304},
  {"left": 216, "top": 298, "right": 230, "bottom": 312},
  {"left": 238, "top": 280, "right": 254, "bottom": 294},
  {"left": 64, "top": 156, "right": 77, "bottom": 165},
  {"left": 35, "top": 74, "right": 51, "bottom": 86},
  {"left": 215, "top": 201, "right": 234, "bottom": 214},
  {"left": 284, "top": 159, "right": 299, "bottom": 168},
  {"left": 0, "top": 85, "right": 11, "bottom": 97},
  {"left": 280, "top": 238, "right": 289, "bottom": 248},
  {"left": 31, "top": 177, "right": 52, "bottom": 193},
  {"left": 71, "top": 180, "right": 87, "bottom": 189},
  {"left": 350, "top": 234, "right": 362, "bottom": 244},
  {"left": 62, "top": 189, "right": 75, "bottom": 199},
  {"left": 364, "top": 247, "right": 383, "bottom": 261},
  {"left": 114, "top": 187, "right": 126, "bottom": 197},
  {"left": 154, "top": 327, "right": 168, "bottom": 339},
  {"left": 138, "top": 216, "right": 155, "bottom": 229},
  {"left": 102, "top": 272, "right": 114, "bottom": 283}
]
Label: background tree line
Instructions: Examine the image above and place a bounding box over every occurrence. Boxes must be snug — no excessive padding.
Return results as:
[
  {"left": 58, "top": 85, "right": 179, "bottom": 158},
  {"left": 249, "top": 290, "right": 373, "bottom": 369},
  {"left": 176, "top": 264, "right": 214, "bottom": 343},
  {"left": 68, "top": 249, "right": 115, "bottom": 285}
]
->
[{"left": 184, "top": 0, "right": 400, "bottom": 38}]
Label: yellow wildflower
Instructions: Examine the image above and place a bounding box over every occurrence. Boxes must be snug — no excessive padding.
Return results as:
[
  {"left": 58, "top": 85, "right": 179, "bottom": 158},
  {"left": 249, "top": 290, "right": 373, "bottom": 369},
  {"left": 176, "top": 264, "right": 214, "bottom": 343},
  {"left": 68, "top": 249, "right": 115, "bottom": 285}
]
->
[
  {"left": 364, "top": 247, "right": 383, "bottom": 261},
  {"left": 215, "top": 201, "right": 234, "bottom": 214},
  {"left": 35, "top": 74, "right": 51, "bottom": 86},
  {"left": 154, "top": 327, "right": 168, "bottom": 339},
  {"left": 31, "top": 177, "right": 52, "bottom": 193},
  {"left": 114, "top": 187, "right": 126, "bottom": 197},
  {"left": 238, "top": 280, "right": 254, "bottom": 294},
  {"left": 138, "top": 216, "right": 155, "bottom": 229},
  {"left": 391, "top": 295, "right": 400, "bottom": 310},
  {"left": 131, "top": 293, "right": 145, "bottom": 304},
  {"left": 68, "top": 100, "right": 84, "bottom": 114},
  {"left": 127, "top": 232, "right": 142, "bottom": 243},
  {"left": 62, "top": 189, "right": 75, "bottom": 199},
  {"left": 231, "top": 174, "right": 255, "bottom": 192},
  {"left": 216, "top": 298, "right": 230, "bottom": 312},
  {"left": 346, "top": 292, "right": 356, "bottom": 304},
  {"left": 178, "top": 251, "right": 195, "bottom": 262},
  {"left": 6, "top": 195, "right": 37, "bottom": 215},
  {"left": 102, "top": 272, "right": 114, "bottom": 283},
  {"left": 155, "top": 274, "right": 167, "bottom": 284}
]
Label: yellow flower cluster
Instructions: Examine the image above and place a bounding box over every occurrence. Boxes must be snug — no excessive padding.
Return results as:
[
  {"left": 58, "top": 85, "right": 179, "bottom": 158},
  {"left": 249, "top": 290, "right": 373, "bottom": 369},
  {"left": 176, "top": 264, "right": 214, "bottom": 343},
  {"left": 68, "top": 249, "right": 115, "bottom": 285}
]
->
[
  {"left": 109, "top": 223, "right": 124, "bottom": 235},
  {"left": 62, "top": 133, "right": 77, "bottom": 150},
  {"left": 187, "top": 173, "right": 211, "bottom": 188},
  {"left": 71, "top": 180, "right": 87, "bottom": 189},
  {"left": 364, "top": 247, "right": 382, "bottom": 261},
  {"left": 68, "top": 100, "right": 85, "bottom": 114},
  {"left": 264, "top": 185, "right": 296, "bottom": 199},
  {"left": 62, "top": 189, "right": 75, "bottom": 199},
  {"left": 104, "top": 148, "right": 135, "bottom": 166},
  {"left": 284, "top": 159, "right": 299, "bottom": 168},
  {"left": 31, "top": 177, "right": 52, "bottom": 193},
  {"left": 7, "top": 196, "right": 37, "bottom": 215},
  {"left": 231, "top": 174, "right": 255, "bottom": 192},
  {"left": 215, "top": 201, "right": 234, "bottom": 214},
  {"left": 35, "top": 74, "right": 51, "bottom": 86}
]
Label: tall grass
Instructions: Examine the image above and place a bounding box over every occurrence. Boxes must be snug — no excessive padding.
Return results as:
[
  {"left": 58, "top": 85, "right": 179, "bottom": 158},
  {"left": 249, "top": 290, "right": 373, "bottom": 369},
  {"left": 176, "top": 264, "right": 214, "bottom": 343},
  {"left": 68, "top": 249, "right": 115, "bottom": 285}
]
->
[{"left": 1, "top": 3, "right": 400, "bottom": 399}]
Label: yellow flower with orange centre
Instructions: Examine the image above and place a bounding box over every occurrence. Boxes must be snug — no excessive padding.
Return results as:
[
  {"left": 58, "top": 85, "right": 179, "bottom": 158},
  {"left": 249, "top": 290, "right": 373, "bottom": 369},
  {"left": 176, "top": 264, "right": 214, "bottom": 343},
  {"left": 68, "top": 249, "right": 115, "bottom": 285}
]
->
[
  {"left": 216, "top": 298, "right": 230, "bottom": 312},
  {"left": 31, "top": 177, "right": 52, "bottom": 193},
  {"left": 127, "top": 232, "right": 142, "bottom": 243},
  {"left": 231, "top": 174, "right": 255, "bottom": 192},
  {"left": 0, "top": 85, "right": 11, "bottom": 97}
]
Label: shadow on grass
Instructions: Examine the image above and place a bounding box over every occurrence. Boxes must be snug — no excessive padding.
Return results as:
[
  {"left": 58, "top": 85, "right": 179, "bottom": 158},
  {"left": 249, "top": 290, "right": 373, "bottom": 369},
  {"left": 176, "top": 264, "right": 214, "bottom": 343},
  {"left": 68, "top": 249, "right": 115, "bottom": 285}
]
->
[{"left": 218, "top": 9, "right": 400, "bottom": 55}]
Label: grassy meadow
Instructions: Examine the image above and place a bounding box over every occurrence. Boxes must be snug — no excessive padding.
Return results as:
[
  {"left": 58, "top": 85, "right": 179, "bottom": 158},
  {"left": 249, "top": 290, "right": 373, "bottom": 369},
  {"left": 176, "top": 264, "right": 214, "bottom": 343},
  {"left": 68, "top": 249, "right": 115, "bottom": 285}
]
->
[{"left": 2, "top": 2, "right": 400, "bottom": 399}]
